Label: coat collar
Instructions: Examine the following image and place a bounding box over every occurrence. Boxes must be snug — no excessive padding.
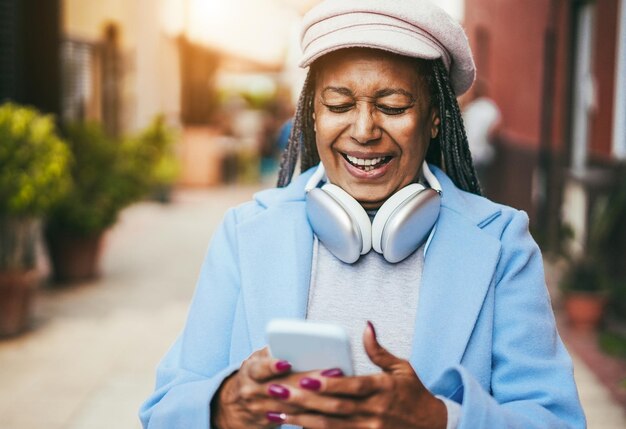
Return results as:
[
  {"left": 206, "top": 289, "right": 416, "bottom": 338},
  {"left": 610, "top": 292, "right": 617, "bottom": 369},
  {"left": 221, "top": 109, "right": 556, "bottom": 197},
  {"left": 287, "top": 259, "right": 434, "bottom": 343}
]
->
[{"left": 243, "top": 165, "right": 502, "bottom": 380}]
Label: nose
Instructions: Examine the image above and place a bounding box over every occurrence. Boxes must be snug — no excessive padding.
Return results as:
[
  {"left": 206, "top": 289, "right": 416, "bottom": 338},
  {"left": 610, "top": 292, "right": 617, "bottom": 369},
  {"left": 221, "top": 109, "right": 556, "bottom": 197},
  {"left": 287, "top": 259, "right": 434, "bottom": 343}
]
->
[{"left": 350, "top": 104, "right": 381, "bottom": 144}]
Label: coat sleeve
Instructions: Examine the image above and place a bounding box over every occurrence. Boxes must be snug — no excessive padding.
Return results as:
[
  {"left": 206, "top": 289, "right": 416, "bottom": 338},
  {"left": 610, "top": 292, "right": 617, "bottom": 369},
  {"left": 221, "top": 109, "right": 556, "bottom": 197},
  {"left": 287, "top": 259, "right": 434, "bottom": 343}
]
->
[
  {"left": 430, "top": 210, "right": 586, "bottom": 428},
  {"left": 139, "top": 208, "right": 244, "bottom": 429}
]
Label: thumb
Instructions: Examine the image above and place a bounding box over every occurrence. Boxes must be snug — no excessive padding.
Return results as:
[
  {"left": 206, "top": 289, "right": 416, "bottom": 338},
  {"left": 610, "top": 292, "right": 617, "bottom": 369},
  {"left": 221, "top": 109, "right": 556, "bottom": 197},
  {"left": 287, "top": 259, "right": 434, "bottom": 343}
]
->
[{"left": 363, "top": 321, "right": 405, "bottom": 373}]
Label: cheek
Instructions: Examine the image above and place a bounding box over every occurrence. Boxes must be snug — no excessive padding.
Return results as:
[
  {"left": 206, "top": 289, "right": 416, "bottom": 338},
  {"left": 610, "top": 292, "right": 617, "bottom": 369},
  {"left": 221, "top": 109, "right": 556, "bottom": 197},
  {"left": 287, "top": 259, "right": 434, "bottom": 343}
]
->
[
  {"left": 314, "top": 111, "right": 345, "bottom": 147},
  {"left": 387, "top": 117, "right": 427, "bottom": 158}
]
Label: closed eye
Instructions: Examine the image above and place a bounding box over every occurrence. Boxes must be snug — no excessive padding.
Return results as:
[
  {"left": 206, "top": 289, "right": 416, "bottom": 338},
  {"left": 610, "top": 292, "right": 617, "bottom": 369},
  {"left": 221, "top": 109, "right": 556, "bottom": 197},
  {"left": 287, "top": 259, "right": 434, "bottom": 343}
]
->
[
  {"left": 376, "top": 104, "right": 411, "bottom": 115},
  {"left": 323, "top": 103, "right": 354, "bottom": 113}
]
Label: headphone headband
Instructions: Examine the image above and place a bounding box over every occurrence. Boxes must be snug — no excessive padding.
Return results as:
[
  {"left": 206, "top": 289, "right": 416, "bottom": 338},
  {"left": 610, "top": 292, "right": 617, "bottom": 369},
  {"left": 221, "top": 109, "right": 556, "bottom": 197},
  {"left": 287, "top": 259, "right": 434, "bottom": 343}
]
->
[
  {"left": 304, "top": 162, "right": 327, "bottom": 191},
  {"left": 305, "top": 161, "right": 442, "bottom": 263},
  {"left": 421, "top": 162, "right": 442, "bottom": 194}
]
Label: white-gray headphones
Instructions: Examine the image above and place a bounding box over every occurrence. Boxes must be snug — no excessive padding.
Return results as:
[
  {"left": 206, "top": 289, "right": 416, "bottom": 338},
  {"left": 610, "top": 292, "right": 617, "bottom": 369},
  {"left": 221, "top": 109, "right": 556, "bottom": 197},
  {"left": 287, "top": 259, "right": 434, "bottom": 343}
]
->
[{"left": 305, "top": 161, "right": 442, "bottom": 264}]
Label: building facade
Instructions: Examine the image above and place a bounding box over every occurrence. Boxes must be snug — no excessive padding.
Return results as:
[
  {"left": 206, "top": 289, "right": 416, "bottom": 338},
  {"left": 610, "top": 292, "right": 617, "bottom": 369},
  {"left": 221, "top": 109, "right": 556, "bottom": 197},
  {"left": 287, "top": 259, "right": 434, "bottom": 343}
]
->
[
  {"left": 0, "top": 0, "right": 62, "bottom": 117},
  {"left": 464, "top": 0, "right": 626, "bottom": 252},
  {"left": 0, "top": 0, "right": 182, "bottom": 135}
]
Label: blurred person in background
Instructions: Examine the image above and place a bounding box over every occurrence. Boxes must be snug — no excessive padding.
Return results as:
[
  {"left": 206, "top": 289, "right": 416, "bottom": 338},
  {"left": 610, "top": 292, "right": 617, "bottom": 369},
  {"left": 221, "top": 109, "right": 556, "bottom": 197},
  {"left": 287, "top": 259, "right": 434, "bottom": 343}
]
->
[
  {"left": 461, "top": 79, "right": 501, "bottom": 190},
  {"left": 276, "top": 118, "right": 293, "bottom": 153},
  {"left": 140, "top": 1, "right": 584, "bottom": 428}
]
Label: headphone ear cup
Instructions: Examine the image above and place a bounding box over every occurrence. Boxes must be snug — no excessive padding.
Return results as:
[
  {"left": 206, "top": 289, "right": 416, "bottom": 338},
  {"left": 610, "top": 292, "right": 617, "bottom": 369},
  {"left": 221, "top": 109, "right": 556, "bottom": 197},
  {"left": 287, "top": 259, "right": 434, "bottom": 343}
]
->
[
  {"left": 372, "top": 184, "right": 441, "bottom": 263},
  {"left": 306, "top": 184, "right": 372, "bottom": 264},
  {"left": 372, "top": 184, "right": 425, "bottom": 254}
]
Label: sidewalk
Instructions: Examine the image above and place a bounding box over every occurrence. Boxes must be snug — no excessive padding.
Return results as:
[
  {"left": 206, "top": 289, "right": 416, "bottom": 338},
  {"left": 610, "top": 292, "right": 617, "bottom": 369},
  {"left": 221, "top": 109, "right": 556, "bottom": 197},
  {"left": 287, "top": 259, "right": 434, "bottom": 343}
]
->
[
  {"left": 544, "top": 259, "right": 626, "bottom": 427},
  {"left": 0, "top": 186, "right": 624, "bottom": 428},
  {"left": 0, "top": 186, "right": 261, "bottom": 429}
]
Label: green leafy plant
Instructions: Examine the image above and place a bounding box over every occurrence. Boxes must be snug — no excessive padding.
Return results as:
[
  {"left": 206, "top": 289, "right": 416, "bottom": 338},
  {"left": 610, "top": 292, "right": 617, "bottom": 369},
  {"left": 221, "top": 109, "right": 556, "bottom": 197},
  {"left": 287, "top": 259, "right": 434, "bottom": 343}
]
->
[
  {"left": 598, "top": 331, "right": 626, "bottom": 359},
  {"left": 0, "top": 102, "right": 71, "bottom": 271},
  {"left": 133, "top": 115, "right": 179, "bottom": 191},
  {"left": 557, "top": 223, "right": 608, "bottom": 295},
  {"left": 559, "top": 258, "right": 610, "bottom": 294},
  {"left": 559, "top": 168, "right": 626, "bottom": 324},
  {"left": 47, "top": 122, "right": 152, "bottom": 236},
  {"left": 591, "top": 169, "right": 626, "bottom": 319},
  {"left": 0, "top": 102, "right": 71, "bottom": 217},
  {"left": 47, "top": 116, "right": 179, "bottom": 236}
]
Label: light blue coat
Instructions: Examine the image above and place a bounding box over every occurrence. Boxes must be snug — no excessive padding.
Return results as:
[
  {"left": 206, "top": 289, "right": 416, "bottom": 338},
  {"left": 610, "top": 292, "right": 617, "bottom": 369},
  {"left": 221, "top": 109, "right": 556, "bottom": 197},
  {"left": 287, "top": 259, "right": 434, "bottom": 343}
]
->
[{"left": 140, "top": 166, "right": 585, "bottom": 428}]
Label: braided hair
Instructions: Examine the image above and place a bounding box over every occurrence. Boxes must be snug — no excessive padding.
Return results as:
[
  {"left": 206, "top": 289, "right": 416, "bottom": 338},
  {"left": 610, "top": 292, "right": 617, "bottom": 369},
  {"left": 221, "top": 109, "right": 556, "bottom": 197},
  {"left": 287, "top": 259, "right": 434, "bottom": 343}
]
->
[{"left": 277, "top": 58, "right": 482, "bottom": 196}]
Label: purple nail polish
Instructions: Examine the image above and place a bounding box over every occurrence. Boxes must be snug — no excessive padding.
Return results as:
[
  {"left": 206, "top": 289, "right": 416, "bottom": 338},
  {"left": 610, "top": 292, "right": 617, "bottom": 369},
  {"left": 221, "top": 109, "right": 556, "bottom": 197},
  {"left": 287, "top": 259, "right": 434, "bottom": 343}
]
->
[
  {"left": 266, "top": 411, "right": 286, "bottom": 423},
  {"left": 275, "top": 360, "right": 291, "bottom": 373},
  {"left": 321, "top": 368, "right": 344, "bottom": 377},
  {"left": 299, "top": 377, "right": 322, "bottom": 391},
  {"left": 268, "top": 383, "right": 290, "bottom": 399},
  {"left": 367, "top": 320, "right": 377, "bottom": 339}
]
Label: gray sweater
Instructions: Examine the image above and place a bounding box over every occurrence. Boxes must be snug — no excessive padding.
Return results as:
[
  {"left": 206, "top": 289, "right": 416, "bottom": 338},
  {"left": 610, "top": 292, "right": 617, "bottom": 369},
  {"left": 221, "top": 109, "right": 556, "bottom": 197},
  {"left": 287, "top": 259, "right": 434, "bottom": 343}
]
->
[
  {"left": 306, "top": 238, "right": 424, "bottom": 375},
  {"left": 306, "top": 238, "right": 460, "bottom": 429}
]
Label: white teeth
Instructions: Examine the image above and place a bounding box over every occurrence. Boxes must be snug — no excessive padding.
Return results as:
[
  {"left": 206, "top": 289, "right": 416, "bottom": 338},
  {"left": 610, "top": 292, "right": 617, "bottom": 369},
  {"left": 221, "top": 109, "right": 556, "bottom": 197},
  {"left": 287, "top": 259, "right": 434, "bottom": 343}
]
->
[{"left": 346, "top": 155, "right": 385, "bottom": 168}]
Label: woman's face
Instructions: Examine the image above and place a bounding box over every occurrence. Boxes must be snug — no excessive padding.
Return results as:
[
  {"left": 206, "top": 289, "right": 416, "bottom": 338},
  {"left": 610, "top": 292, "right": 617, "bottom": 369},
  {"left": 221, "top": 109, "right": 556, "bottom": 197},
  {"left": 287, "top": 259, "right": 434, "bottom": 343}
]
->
[{"left": 313, "top": 49, "right": 439, "bottom": 209}]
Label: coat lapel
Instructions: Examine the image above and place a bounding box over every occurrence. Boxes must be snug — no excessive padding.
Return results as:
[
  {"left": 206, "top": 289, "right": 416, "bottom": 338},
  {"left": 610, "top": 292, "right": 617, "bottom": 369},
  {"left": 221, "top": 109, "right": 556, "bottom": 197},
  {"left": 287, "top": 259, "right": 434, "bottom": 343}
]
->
[
  {"left": 238, "top": 201, "right": 314, "bottom": 351},
  {"left": 410, "top": 171, "right": 501, "bottom": 385}
]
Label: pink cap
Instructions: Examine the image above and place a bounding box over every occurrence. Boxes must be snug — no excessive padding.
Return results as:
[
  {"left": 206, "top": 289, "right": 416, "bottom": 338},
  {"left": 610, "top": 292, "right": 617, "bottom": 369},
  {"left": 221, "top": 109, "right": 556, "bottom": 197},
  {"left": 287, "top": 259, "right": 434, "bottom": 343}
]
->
[{"left": 300, "top": 0, "right": 475, "bottom": 95}]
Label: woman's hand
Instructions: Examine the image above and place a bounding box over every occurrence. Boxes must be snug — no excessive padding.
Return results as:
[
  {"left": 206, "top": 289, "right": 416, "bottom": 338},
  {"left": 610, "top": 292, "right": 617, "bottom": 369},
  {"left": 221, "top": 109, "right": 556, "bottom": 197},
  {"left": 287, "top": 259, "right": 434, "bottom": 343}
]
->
[
  {"left": 279, "top": 322, "right": 448, "bottom": 429},
  {"left": 211, "top": 347, "right": 312, "bottom": 429}
]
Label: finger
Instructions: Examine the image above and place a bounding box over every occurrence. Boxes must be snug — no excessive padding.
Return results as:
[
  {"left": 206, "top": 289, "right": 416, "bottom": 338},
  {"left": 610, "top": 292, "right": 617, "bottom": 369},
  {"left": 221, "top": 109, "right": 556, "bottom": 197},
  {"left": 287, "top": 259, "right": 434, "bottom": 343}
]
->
[
  {"left": 302, "top": 373, "right": 382, "bottom": 397},
  {"left": 280, "top": 385, "right": 360, "bottom": 416},
  {"left": 242, "top": 396, "right": 304, "bottom": 418},
  {"left": 245, "top": 353, "right": 292, "bottom": 382},
  {"left": 363, "top": 321, "right": 406, "bottom": 372}
]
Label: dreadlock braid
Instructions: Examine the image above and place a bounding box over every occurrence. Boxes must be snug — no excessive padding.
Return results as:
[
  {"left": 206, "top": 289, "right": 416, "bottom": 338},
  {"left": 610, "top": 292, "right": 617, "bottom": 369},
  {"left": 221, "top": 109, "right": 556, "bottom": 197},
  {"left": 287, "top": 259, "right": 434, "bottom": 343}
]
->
[
  {"left": 277, "top": 59, "right": 482, "bottom": 196},
  {"left": 428, "top": 61, "right": 482, "bottom": 194},
  {"left": 277, "top": 70, "right": 317, "bottom": 187}
]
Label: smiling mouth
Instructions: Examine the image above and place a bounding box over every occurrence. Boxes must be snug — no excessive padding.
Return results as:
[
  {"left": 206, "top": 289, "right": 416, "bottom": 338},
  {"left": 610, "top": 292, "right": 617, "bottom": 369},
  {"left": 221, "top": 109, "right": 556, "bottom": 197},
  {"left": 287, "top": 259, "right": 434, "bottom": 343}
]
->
[{"left": 342, "top": 153, "right": 393, "bottom": 172}]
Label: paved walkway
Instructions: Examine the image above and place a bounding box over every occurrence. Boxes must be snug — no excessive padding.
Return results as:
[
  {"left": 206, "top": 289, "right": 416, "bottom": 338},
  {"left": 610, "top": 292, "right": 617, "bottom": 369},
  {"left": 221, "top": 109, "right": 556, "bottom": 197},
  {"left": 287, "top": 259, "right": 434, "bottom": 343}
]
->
[{"left": 0, "top": 186, "right": 624, "bottom": 428}]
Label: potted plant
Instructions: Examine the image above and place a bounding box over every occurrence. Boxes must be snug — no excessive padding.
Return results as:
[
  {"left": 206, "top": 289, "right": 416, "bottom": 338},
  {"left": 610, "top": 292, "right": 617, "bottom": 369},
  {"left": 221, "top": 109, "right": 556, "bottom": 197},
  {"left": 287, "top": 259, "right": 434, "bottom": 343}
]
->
[
  {"left": 559, "top": 257, "right": 609, "bottom": 332},
  {"left": 134, "top": 115, "right": 179, "bottom": 203},
  {"left": 0, "top": 102, "right": 71, "bottom": 335},
  {"left": 46, "top": 122, "right": 152, "bottom": 282},
  {"left": 591, "top": 168, "right": 626, "bottom": 324},
  {"left": 557, "top": 171, "right": 626, "bottom": 332}
]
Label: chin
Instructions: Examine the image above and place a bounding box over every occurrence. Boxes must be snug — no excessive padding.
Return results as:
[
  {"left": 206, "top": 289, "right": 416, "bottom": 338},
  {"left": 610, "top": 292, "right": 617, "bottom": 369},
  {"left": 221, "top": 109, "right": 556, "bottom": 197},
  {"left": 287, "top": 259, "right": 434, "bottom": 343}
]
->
[
  {"left": 332, "top": 173, "right": 400, "bottom": 208},
  {"left": 350, "top": 189, "right": 391, "bottom": 209}
]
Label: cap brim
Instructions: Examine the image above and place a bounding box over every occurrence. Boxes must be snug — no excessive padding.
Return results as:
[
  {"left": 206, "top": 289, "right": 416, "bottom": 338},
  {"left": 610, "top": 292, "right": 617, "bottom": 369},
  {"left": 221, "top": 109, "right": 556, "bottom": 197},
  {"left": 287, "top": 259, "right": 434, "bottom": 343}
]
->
[{"left": 299, "top": 27, "right": 443, "bottom": 68}]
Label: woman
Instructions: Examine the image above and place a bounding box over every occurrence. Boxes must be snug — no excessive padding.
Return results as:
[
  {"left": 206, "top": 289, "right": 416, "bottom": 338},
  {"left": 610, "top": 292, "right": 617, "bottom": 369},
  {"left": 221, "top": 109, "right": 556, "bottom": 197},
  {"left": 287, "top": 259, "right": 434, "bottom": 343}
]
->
[{"left": 140, "top": 1, "right": 584, "bottom": 428}]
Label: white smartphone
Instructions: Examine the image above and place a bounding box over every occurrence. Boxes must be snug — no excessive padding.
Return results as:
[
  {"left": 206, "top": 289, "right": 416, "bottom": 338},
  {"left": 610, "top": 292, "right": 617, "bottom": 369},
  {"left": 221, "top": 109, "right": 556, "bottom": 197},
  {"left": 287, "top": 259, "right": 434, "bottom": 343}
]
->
[{"left": 266, "top": 319, "right": 354, "bottom": 376}]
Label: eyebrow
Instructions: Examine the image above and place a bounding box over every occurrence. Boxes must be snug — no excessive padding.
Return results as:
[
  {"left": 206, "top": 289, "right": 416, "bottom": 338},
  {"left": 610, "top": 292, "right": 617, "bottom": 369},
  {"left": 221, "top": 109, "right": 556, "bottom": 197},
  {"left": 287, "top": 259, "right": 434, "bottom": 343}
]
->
[
  {"left": 321, "top": 86, "right": 415, "bottom": 102},
  {"left": 322, "top": 86, "right": 353, "bottom": 97},
  {"left": 375, "top": 88, "right": 416, "bottom": 101}
]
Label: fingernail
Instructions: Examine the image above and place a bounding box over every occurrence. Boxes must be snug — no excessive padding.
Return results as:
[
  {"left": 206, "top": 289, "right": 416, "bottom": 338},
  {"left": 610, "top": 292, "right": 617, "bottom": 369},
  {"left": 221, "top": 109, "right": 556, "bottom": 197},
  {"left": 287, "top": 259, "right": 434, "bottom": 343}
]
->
[
  {"left": 320, "top": 368, "right": 344, "bottom": 377},
  {"left": 268, "top": 383, "right": 290, "bottom": 399},
  {"left": 275, "top": 360, "right": 291, "bottom": 373},
  {"left": 266, "top": 411, "right": 286, "bottom": 423},
  {"left": 367, "top": 320, "right": 377, "bottom": 339},
  {"left": 299, "top": 377, "right": 321, "bottom": 391}
]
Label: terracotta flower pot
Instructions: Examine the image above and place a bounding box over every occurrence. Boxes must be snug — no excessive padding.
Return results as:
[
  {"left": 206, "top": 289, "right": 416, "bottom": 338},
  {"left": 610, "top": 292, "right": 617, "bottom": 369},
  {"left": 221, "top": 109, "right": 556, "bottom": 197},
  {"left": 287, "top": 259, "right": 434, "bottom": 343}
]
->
[
  {"left": 46, "top": 230, "right": 105, "bottom": 283},
  {"left": 0, "top": 217, "right": 42, "bottom": 337},
  {"left": 564, "top": 292, "right": 608, "bottom": 332},
  {"left": 0, "top": 270, "right": 39, "bottom": 337}
]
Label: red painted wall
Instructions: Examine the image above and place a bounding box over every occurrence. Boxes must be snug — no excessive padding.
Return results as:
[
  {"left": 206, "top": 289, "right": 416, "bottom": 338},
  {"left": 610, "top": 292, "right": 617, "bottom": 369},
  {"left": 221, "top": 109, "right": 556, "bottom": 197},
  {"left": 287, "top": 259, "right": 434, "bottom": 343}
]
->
[
  {"left": 589, "top": 0, "right": 619, "bottom": 159},
  {"left": 465, "top": 0, "right": 620, "bottom": 158},
  {"left": 464, "top": 0, "right": 550, "bottom": 150},
  {"left": 551, "top": 0, "right": 571, "bottom": 153}
]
